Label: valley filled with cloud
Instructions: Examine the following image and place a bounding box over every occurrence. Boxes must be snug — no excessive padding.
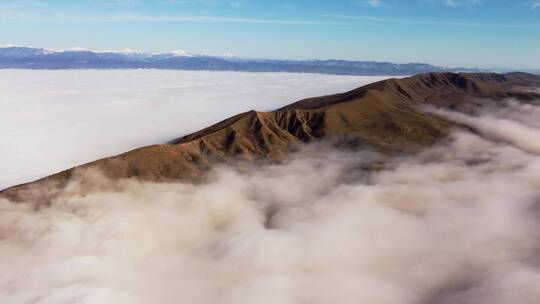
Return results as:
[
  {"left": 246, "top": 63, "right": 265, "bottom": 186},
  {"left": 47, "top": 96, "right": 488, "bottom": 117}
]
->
[
  {"left": 0, "top": 70, "right": 388, "bottom": 189},
  {"left": 1, "top": 93, "right": 540, "bottom": 303}
]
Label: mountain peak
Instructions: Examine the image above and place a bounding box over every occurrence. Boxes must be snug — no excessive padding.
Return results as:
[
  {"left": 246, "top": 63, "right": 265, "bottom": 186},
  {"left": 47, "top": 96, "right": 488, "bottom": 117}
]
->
[{"left": 167, "top": 50, "right": 195, "bottom": 57}]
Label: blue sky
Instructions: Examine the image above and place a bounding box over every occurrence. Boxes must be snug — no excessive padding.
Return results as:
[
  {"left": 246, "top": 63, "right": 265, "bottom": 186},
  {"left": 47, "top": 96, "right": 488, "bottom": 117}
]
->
[{"left": 0, "top": 0, "right": 539, "bottom": 69}]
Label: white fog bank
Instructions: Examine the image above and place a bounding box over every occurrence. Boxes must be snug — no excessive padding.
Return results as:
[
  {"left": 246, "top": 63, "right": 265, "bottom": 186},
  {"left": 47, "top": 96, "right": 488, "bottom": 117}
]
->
[{"left": 0, "top": 70, "right": 392, "bottom": 189}]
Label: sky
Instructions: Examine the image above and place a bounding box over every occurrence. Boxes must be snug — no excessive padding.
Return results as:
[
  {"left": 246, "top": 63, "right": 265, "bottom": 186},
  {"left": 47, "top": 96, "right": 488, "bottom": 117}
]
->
[{"left": 0, "top": 0, "right": 539, "bottom": 69}]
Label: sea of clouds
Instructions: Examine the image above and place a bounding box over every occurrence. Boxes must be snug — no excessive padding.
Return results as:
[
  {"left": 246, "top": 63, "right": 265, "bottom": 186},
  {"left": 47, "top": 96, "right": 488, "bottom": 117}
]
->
[
  {"left": 1, "top": 95, "right": 540, "bottom": 303},
  {"left": 0, "top": 70, "right": 390, "bottom": 189}
]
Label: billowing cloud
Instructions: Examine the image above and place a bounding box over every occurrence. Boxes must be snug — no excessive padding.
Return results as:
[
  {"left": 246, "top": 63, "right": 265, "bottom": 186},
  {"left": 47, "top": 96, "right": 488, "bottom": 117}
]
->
[
  {"left": 0, "top": 70, "right": 390, "bottom": 190},
  {"left": 426, "top": 100, "right": 540, "bottom": 154},
  {"left": 1, "top": 97, "right": 540, "bottom": 303}
]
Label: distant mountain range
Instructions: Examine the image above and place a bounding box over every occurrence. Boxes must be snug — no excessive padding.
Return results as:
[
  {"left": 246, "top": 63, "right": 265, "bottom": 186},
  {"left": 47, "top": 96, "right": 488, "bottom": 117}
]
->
[{"left": 0, "top": 46, "right": 482, "bottom": 75}]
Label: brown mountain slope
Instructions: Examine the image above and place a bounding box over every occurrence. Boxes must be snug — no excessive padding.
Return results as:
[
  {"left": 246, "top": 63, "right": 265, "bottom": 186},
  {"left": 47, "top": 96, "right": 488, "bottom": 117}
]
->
[{"left": 2, "top": 72, "right": 540, "bottom": 203}]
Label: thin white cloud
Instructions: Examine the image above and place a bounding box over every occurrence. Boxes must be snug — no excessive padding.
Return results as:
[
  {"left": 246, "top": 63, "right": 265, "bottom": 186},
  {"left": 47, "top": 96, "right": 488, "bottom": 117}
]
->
[
  {"left": 0, "top": 11, "right": 329, "bottom": 25},
  {"left": 0, "top": 3, "right": 534, "bottom": 27},
  {"left": 93, "top": 0, "right": 143, "bottom": 8},
  {"left": 91, "top": 15, "right": 323, "bottom": 25},
  {"left": 367, "top": 0, "right": 383, "bottom": 7},
  {"left": 323, "top": 13, "right": 540, "bottom": 28},
  {"left": 437, "top": 0, "right": 484, "bottom": 7},
  {"left": 532, "top": 1, "right": 540, "bottom": 10}
]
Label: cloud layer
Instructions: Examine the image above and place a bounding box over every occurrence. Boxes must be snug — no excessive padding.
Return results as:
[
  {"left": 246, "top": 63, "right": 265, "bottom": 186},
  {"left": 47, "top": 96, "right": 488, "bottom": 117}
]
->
[
  {"left": 0, "top": 70, "right": 388, "bottom": 189},
  {"left": 1, "top": 99, "right": 540, "bottom": 304}
]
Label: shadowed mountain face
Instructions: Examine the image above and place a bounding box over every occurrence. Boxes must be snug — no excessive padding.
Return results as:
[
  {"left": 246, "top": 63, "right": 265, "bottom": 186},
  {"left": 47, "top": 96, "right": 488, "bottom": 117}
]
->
[{"left": 2, "top": 72, "right": 540, "bottom": 203}]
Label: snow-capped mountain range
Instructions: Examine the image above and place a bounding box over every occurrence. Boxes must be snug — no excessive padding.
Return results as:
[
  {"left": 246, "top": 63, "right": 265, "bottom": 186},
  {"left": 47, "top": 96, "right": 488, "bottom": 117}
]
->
[{"left": 0, "top": 46, "right": 481, "bottom": 75}]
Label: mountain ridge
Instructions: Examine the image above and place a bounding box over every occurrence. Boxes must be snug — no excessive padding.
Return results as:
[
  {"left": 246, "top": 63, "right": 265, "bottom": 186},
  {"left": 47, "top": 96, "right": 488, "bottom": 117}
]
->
[
  {"left": 2, "top": 72, "right": 540, "bottom": 203},
  {"left": 0, "top": 46, "right": 481, "bottom": 76}
]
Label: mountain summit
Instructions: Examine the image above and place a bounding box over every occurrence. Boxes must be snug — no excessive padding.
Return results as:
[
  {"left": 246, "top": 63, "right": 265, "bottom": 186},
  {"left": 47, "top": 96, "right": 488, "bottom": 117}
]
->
[{"left": 2, "top": 72, "right": 540, "bottom": 203}]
